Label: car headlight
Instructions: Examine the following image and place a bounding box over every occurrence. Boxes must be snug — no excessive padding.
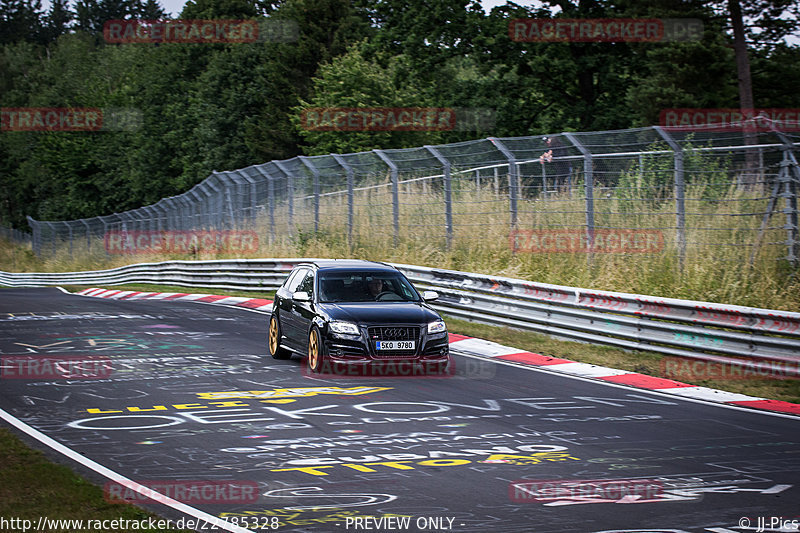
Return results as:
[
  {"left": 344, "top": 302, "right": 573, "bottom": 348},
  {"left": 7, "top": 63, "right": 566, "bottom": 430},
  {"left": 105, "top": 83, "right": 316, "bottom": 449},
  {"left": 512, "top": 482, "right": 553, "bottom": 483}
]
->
[
  {"left": 427, "top": 320, "right": 446, "bottom": 334},
  {"left": 329, "top": 321, "right": 360, "bottom": 335}
]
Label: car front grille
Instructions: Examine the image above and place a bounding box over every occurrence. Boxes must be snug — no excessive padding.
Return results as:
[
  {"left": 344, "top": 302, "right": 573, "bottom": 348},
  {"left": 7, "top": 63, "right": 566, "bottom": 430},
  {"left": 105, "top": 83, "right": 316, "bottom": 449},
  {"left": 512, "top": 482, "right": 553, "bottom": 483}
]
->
[{"left": 369, "top": 326, "right": 420, "bottom": 357}]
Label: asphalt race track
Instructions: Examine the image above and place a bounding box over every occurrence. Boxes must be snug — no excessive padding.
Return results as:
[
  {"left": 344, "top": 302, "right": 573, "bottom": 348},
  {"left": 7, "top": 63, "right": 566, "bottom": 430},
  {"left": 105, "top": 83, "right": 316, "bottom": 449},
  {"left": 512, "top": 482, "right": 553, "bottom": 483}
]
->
[{"left": 1, "top": 287, "right": 799, "bottom": 533}]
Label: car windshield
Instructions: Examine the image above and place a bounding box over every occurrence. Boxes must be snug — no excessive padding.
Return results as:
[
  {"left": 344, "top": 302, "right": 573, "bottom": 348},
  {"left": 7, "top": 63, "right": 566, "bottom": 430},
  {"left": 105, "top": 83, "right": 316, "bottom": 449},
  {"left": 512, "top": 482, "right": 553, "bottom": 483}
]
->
[{"left": 318, "top": 270, "right": 421, "bottom": 303}]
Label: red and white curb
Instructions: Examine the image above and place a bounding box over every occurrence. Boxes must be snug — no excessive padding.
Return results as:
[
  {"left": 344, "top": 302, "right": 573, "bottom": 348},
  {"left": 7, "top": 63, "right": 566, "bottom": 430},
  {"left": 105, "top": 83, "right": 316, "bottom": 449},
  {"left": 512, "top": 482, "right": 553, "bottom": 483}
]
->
[
  {"left": 76, "top": 288, "right": 800, "bottom": 417},
  {"left": 76, "top": 287, "right": 273, "bottom": 311},
  {"left": 447, "top": 333, "right": 800, "bottom": 417}
]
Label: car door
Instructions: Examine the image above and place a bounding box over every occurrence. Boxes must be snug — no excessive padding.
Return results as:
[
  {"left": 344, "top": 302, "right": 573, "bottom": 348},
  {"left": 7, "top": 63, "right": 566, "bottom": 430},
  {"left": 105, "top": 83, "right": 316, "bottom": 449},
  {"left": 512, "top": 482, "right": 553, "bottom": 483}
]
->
[
  {"left": 290, "top": 270, "right": 316, "bottom": 348},
  {"left": 278, "top": 267, "right": 308, "bottom": 349}
]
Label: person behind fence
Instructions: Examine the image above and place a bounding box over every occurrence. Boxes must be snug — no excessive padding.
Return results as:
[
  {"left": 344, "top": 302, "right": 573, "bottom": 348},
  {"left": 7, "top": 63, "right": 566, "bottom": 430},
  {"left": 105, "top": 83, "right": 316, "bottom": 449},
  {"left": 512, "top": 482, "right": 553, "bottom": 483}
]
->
[{"left": 540, "top": 136, "right": 572, "bottom": 191}]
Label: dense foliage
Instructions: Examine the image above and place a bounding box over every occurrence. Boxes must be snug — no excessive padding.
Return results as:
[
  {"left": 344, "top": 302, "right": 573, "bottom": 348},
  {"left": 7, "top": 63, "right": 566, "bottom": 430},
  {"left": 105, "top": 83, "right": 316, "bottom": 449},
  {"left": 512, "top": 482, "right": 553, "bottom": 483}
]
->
[{"left": 0, "top": 0, "right": 797, "bottom": 227}]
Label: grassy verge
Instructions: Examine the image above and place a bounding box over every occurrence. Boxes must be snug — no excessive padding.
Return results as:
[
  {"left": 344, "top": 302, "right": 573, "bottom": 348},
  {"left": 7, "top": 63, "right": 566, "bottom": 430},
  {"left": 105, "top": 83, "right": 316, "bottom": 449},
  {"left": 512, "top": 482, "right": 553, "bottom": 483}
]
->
[{"left": 0, "top": 428, "right": 191, "bottom": 533}]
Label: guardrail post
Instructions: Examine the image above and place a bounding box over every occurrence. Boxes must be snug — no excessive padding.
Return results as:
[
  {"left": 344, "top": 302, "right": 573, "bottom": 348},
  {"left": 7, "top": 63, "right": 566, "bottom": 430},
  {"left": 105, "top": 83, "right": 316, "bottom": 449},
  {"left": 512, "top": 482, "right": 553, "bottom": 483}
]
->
[
  {"left": 424, "top": 145, "right": 453, "bottom": 249},
  {"left": 274, "top": 161, "right": 294, "bottom": 236},
  {"left": 488, "top": 137, "right": 518, "bottom": 228},
  {"left": 655, "top": 126, "right": 686, "bottom": 271},
  {"left": 299, "top": 156, "right": 320, "bottom": 233},
  {"left": 332, "top": 154, "right": 355, "bottom": 248},
  {"left": 374, "top": 149, "right": 400, "bottom": 245},
  {"left": 564, "top": 132, "right": 595, "bottom": 264}
]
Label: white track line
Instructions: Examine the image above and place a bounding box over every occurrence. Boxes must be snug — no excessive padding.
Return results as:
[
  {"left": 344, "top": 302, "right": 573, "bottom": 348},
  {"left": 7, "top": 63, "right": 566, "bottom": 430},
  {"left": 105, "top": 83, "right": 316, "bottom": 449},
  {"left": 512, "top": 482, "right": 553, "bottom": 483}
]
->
[{"left": 0, "top": 407, "right": 254, "bottom": 533}]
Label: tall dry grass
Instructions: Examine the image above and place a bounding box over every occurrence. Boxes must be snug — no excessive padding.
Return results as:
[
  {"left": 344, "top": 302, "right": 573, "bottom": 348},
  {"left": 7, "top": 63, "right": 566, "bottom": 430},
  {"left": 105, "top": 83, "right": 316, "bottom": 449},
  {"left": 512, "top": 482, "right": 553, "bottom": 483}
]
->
[{"left": 2, "top": 178, "right": 797, "bottom": 311}]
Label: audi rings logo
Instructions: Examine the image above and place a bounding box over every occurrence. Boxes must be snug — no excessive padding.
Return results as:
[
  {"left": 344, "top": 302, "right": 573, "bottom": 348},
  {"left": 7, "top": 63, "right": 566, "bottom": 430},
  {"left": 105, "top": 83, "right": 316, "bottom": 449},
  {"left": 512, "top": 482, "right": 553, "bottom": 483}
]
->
[{"left": 382, "top": 328, "right": 406, "bottom": 338}]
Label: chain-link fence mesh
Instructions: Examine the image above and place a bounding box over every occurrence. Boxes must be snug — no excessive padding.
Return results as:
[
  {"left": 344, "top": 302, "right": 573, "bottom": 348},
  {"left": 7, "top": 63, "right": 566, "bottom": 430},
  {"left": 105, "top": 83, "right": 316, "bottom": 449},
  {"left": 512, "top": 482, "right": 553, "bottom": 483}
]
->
[
  {"left": 25, "top": 124, "right": 800, "bottom": 269},
  {"left": 0, "top": 225, "right": 32, "bottom": 246}
]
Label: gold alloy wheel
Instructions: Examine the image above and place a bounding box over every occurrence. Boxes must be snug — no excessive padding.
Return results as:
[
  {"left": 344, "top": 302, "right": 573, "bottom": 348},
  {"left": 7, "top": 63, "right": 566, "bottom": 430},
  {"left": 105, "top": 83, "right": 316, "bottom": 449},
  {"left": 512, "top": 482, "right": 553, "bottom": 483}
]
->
[
  {"left": 309, "top": 329, "right": 319, "bottom": 371},
  {"left": 269, "top": 316, "right": 279, "bottom": 355}
]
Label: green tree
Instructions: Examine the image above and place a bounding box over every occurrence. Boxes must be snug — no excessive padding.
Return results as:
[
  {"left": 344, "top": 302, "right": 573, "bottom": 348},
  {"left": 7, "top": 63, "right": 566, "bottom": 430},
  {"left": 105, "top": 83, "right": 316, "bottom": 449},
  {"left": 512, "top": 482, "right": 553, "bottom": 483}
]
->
[
  {"left": 294, "top": 41, "right": 444, "bottom": 155},
  {"left": 0, "top": 0, "right": 45, "bottom": 44}
]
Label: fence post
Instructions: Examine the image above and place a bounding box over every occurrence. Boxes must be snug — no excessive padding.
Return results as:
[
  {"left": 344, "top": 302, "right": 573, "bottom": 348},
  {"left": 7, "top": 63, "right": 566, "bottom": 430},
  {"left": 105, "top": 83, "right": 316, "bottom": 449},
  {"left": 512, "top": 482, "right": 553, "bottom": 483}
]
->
[
  {"left": 65, "top": 222, "right": 73, "bottom": 258},
  {"left": 26, "top": 216, "right": 40, "bottom": 256},
  {"left": 80, "top": 219, "right": 91, "bottom": 254},
  {"left": 274, "top": 161, "right": 294, "bottom": 236},
  {"left": 373, "top": 149, "right": 400, "bottom": 245},
  {"left": 767, "top": 127, "right": 800, "bottom": 268},
  {"left": 424, "top": 145, "right": 453, "bottom": 249},
  {"left": 332, "top": 154, "right": 355, "bottom": 248},
  {"left": 236, "top": 169, "right": 259, "bottom": 224},
  {"left": 655, "top": 126, "right": 686, "bottom": 271},
  {"left": 252, "top": 166, "right": 276, "bottom": 243},
  {"left": 563, "top": 133, "right": 594, "bottom": 263},
  {"left": 46, "top": 221, "right": 56, "bottom": 257},
  {"left": 299, "top": 156, "right": 320, "bottom": 233},
  {"left": 488, "top": 138, "right": 518, "bottom": 228},
  {"left": 234, "top": 166, "right": 260, "bottom": 231}
]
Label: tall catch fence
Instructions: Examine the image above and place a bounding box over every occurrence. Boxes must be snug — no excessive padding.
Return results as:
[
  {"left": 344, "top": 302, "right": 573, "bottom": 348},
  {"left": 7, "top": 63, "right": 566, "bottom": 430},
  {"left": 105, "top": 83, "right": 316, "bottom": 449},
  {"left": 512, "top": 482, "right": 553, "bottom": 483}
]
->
[
  {"left": 25, "top": 123, "right": 800, "bottom": 268},
  {"left": 0, "top": 225, "right": 32, "bottom": 247}
]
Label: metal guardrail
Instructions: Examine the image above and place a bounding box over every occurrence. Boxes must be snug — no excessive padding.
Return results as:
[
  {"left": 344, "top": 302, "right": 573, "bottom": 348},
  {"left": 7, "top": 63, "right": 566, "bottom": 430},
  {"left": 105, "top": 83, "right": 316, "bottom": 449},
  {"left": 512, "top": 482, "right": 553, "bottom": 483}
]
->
[{"left": 2, "top": 259, "right": 798, "bottom": 376}]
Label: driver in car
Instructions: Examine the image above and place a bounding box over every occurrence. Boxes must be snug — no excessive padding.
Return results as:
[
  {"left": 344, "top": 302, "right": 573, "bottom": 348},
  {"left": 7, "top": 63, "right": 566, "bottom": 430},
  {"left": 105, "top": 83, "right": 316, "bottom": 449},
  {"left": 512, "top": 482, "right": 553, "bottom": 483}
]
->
[{"left": 367, "top": 278, "right": 385, "bottom": 299}]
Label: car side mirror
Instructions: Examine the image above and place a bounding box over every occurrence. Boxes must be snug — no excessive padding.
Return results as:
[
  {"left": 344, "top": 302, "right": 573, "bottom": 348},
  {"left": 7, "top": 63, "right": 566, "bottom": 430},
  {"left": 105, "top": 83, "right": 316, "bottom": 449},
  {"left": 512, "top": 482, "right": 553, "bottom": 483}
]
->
[
  {"left": 293, "top": 291, "right": 310, "bottom": 302},
  {"left": 422, "top": 291, "right": 439, "bottom": 301}
]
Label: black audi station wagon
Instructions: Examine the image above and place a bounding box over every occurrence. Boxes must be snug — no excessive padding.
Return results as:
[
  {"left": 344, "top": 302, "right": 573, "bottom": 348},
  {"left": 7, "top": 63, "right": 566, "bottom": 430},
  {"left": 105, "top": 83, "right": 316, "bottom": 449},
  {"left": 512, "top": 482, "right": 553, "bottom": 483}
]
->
[{"left": 268, "top": 260, "right": 450, "bottom": 374}]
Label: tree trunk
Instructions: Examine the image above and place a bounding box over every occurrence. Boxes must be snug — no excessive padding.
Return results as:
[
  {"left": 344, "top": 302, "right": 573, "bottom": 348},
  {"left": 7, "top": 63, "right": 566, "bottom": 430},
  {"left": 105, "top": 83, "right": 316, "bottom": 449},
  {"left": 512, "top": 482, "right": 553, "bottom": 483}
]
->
[{"left": 728, "top": 0, "right": 759, "bottom": 187}]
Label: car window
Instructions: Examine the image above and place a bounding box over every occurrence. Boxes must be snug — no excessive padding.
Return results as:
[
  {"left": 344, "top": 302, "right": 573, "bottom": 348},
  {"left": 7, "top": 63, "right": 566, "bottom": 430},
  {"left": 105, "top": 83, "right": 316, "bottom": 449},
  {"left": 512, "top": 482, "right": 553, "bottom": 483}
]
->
[
  {"left": 318, "top": 270, "right": 420, "bottom": 302},
  {"left": 296, "top": 271, "right": 314, "bottom": 296},
  {"left": 285, "top": 268, "right": 308, "bottom": 293}
]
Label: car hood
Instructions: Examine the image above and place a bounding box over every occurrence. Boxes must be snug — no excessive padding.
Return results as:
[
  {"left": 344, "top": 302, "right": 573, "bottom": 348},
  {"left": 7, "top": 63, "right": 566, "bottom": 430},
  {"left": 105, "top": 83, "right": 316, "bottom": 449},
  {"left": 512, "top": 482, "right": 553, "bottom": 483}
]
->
[{"left": 319, "top": 302, "right": 441, "bottom": 325}]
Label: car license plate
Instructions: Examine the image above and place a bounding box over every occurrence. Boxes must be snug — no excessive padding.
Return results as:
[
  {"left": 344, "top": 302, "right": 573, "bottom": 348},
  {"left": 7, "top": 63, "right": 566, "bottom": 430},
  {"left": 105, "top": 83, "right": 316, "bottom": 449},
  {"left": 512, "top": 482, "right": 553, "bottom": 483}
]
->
[{"left": 376, "top": 340, "right": 415, "bottom": 350}]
